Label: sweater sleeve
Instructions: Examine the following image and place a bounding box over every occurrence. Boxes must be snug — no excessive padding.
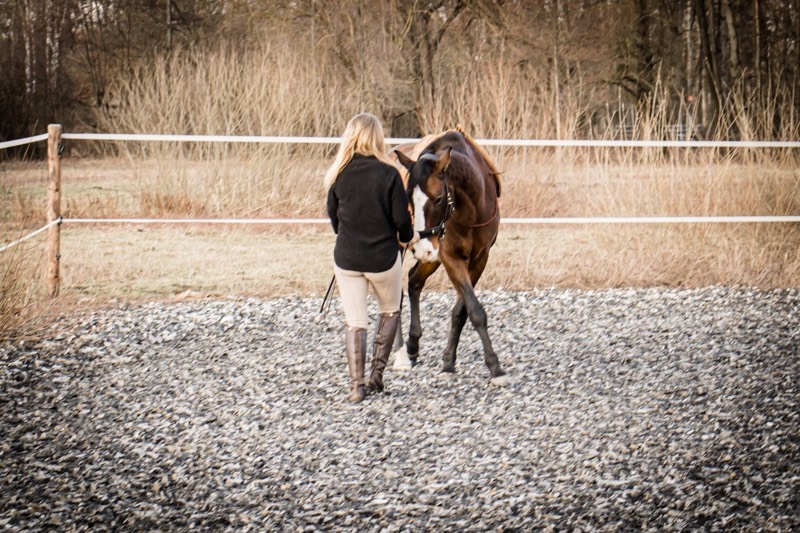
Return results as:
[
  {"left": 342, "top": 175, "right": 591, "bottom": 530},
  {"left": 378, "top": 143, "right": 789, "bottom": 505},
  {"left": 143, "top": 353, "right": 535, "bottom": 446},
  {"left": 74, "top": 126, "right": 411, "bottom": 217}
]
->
[
  {"left": 326, "top": 185, "right": 339, "bottom": 234},
  {"left": 390, "top": 172, "right": 414, "bottom": 243}
]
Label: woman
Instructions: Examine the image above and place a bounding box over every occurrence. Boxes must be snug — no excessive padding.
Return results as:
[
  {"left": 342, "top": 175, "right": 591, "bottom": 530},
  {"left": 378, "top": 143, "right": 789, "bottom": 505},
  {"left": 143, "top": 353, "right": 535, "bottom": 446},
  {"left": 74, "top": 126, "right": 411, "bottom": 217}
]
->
[{"left": 324, "top": 113, "right": 419, "bottom": 403}]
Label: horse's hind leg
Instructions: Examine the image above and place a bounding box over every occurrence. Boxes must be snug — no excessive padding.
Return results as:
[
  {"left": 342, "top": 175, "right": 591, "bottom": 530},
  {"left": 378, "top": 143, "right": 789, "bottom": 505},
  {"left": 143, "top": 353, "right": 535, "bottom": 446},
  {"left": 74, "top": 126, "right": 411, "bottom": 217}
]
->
[
  {"left": 444, "top": 260, "right": 508, "bottom": 384},
  {"left": 462, "top": 284, "right": 506, "bottom": 382}
]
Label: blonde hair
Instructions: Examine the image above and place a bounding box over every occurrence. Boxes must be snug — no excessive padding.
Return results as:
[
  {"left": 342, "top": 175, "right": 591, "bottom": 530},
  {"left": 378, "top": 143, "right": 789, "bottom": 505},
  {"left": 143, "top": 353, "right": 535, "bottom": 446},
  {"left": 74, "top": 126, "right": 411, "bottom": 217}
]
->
[{"left": 324, "top": 113, "right": 397, "bottom": 189}]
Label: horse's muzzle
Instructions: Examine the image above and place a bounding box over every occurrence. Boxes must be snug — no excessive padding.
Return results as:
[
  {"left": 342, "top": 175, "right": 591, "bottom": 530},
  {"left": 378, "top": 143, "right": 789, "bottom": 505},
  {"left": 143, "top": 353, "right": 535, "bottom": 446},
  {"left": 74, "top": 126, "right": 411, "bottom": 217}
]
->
[{"left": 411, "top": 239, "right": 439, "bottom": 263}]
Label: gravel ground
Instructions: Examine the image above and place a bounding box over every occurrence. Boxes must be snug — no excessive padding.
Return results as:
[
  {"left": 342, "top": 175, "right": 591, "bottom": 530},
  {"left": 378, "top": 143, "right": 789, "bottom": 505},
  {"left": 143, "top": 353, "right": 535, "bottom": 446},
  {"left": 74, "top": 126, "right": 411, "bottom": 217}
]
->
[{"left": 1, "top": 287, "right": 799, "bottom": 531}]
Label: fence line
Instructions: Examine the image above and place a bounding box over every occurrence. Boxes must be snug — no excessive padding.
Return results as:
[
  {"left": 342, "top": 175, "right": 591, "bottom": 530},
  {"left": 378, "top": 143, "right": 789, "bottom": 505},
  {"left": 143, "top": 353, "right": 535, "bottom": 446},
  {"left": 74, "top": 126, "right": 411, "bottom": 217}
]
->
[
  {"left": 2, "top": 126, "right": 799, "bottom": 297},
  {"left": 63, "top": 217, "right": 331, "bottom": 225},
  {"left": 479, "top": 139, "right": 800, "bottom": 148},
  {"left": 62, "top": 216, "right": 800, "bottom": 226},
  {"left": 501, "top": 216, "right": 800, "bottom": 224},
  {"left": 60, "top": 132, "right": 800, "bottom": 149},
  {"left": 5, "top": 131, "right": 800, "bottom": 150},
  {"left": 0, "top": 133, "right": 48, "bottom": 150},
  {"left": 0, "top": 219, "right": 59, "bottom": 254}
]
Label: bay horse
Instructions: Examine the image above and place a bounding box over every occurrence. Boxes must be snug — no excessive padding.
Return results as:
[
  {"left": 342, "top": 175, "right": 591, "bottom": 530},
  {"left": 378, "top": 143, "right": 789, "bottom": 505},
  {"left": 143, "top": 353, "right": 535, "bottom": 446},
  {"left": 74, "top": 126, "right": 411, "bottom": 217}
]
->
[{"left": 391, "top": 129, "right": 509, "bottom": 385}]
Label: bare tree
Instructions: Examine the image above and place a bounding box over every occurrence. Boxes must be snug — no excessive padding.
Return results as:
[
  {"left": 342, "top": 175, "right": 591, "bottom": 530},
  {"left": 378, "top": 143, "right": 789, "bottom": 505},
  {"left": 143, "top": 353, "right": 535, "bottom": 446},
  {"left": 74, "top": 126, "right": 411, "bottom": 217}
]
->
[{"left": 2, "top": 0, "right": 799, "bottom": 143}]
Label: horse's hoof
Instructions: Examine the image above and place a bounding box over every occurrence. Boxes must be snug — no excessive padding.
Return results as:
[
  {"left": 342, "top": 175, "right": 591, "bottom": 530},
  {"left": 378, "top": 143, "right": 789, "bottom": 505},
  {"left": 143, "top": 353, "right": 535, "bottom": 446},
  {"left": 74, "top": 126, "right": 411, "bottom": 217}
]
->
[
  {"left": 490, "top": 374, "right": 512, "bottom": 387},
  {"left": 438, "top": 371, "right": 457, "bottom": 381},
  {"left": 392, "top": 348, "right": 413, "bottom": 371}
]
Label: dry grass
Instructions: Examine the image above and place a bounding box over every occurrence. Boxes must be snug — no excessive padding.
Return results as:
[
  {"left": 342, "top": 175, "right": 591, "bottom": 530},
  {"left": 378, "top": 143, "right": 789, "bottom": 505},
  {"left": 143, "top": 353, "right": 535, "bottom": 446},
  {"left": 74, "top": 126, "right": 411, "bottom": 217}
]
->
[
  {"left": 0, "top": 232, "right": 52, "bottom": 340},
  {"left": 6, "top": 220, "right": 795, "bottom": 307},
  {"left": 58, "top": 225, "right": 335, "bottom": 301},
  {"left": 2, "top": 153, "right": 798, "bottom": 310}
]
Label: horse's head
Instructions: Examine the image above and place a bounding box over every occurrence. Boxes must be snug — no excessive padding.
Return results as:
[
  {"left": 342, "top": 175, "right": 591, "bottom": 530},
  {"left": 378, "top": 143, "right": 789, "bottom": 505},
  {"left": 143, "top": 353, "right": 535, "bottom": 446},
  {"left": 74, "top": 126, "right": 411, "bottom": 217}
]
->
[
  {"left": 395, "top": 148, "right": 452, "bottom": 263},
  {"left": 399, "top": 149, "right": 452, "bottom": 201}
]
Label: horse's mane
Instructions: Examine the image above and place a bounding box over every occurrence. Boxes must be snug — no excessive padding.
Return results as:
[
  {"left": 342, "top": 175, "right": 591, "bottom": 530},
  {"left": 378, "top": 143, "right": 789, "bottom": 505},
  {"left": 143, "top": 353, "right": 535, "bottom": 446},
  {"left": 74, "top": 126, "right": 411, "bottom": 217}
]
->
[
  {"left": 389, "top": 127, "right": 503, "bottom": 196},
  {"left": 455, "top": 126, "right": 502, "bottom": 198}
]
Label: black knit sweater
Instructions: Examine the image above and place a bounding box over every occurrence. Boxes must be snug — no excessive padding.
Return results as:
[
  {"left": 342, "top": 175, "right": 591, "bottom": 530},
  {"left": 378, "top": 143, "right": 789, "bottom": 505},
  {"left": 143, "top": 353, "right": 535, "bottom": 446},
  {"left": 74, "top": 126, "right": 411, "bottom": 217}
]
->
[{"left": 327, "top": 154, "right": 414, "bottom": 272}]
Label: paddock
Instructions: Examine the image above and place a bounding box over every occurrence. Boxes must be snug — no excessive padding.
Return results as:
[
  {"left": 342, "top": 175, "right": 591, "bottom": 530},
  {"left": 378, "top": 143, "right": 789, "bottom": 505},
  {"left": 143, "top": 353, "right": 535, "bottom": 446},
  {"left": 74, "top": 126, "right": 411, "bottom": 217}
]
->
[{"left": 2, "top": 287, "right": 798, "bottom": 531}]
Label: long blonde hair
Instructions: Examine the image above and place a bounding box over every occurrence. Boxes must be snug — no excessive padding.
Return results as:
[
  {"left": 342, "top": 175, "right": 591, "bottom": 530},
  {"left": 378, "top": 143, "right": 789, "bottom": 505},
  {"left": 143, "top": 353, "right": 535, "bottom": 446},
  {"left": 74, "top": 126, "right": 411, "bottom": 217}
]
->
[{"left": 324, "top": 113, "right": 397, "bottom": 189}]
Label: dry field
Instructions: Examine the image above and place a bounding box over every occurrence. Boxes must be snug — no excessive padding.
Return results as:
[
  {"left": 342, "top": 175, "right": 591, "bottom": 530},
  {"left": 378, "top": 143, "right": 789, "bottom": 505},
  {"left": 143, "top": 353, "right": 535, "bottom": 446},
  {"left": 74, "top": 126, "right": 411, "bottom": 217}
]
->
[{"left": 2, "top": 149, "right": 799, "bottom": 309}]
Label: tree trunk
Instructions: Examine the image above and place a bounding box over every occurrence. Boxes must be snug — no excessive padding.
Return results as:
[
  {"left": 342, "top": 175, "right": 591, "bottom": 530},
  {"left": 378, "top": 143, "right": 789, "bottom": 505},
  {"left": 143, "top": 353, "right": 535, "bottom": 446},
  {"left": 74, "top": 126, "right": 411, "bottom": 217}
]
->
[
  {"left": 720, "top": 0, "right": 739, "bottom": 80},
  {"left": 684, "top": 0, "right": 696, "bottom": 140},
  {"left": 753, "top": 0, "right": 761, "bottom": 97},
  {"left": 693, "top": 0, "right": 721, "bottom": 135},
  {"left": 22, "top": 0, "right": 37, "bottom": 103},
  {"left": 552, "top": 0, "right": 562, "bottom": 138}
]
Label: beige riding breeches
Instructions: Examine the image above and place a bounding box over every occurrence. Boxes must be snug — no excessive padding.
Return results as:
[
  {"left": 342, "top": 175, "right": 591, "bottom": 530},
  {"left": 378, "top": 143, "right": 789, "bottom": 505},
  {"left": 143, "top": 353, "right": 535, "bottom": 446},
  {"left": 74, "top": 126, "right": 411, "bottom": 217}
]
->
[{"left": 334, "top": 253, "right": 402, "bottom": 329}]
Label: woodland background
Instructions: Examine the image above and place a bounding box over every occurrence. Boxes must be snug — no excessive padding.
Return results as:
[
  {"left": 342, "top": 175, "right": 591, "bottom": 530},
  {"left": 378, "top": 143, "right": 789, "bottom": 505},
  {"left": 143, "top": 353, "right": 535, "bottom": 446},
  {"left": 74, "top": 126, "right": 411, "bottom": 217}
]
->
[
  {"left": 2, "top": 0, "right": 799, "bottom": 144},
  {"left": 2, "top": 1, "right": 800, "bottom": 337}
]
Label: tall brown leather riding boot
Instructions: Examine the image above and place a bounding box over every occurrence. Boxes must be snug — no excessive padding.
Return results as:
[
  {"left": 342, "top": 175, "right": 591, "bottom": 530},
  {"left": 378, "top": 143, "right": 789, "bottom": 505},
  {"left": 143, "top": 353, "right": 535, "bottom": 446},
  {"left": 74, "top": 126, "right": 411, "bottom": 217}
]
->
[
  {"left": 345, "top": 326, "right": 367, "bottom": 402},
  {"left": 366, "top": 312, "right": 400, "bottom": 394}
]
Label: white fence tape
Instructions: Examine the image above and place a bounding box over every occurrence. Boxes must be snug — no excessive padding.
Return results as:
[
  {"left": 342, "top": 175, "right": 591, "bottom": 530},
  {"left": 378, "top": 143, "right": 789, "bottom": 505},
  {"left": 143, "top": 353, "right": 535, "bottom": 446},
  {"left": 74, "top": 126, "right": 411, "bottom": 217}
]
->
[
  {"left": 61, "top": 216, "right": 800, "bottom": 226},
  {"left": 0, "top": 133, "right": 49, "bottom": 150},
  {"left": 63, "top": 218, "right": 330, "bottom": 225},
  {"left": 2, "top": 131, "right": 798, "bottom": 233},
  {"left": 60, "top": 132, "right": 800, "bottom": 149},
  {"left": 0, "top": 220, "right": 58, "bottom": 254},
  {"left": 4, "top": 131, "right": 799, "bottom": 150},
  {"left": 478, "top": 139, "right": 800, "bottom": 148},
  {"left": 62, "top": 132, "right": 353, "bottom": 145},
  {"left": 501, "top": 216, "right": 800, "bottom": 224}
]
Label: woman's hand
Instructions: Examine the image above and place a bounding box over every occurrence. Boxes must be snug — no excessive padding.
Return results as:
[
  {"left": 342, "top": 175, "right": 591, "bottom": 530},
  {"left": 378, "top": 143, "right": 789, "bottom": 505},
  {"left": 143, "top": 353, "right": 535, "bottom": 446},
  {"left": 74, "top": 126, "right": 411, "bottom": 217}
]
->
[{"left": 399, "top": 231, "right": 421, "bottom": 246}]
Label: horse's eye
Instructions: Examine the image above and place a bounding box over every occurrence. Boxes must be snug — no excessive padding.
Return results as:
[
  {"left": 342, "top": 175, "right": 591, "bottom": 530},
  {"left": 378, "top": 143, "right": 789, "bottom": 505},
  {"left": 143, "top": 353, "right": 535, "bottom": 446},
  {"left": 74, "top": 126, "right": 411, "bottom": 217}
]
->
[{"left": 434, "top": 196, "right": 444, "bottom": 206}]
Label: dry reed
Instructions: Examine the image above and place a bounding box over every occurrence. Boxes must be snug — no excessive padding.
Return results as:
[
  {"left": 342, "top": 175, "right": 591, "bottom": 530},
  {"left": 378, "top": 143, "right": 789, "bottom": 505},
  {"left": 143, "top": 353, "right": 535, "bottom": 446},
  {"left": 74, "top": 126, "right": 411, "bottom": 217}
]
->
[
  {"left": 0, "top": 235, "right": 49, "bottom": 340},
  {"left": 1, "top": 39, "right": 798, "bottom": 317}
]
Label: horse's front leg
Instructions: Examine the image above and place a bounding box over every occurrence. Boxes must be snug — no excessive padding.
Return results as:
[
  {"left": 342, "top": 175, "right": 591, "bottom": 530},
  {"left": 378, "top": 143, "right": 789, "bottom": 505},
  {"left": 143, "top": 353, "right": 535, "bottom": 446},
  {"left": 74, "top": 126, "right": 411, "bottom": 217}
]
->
[
  {"left": 441, "top": 296, "right": 468, "bottom": 375},
  {"left": 392, "top": 260, "right": 440, "bottom": 371}
]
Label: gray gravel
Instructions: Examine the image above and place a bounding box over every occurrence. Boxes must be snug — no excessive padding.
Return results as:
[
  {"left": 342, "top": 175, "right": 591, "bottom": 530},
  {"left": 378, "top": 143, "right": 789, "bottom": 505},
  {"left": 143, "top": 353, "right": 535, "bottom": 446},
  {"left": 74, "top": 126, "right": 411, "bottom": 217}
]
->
[{"left": 1, "top": 287, "right": 799, "bottom": 531}]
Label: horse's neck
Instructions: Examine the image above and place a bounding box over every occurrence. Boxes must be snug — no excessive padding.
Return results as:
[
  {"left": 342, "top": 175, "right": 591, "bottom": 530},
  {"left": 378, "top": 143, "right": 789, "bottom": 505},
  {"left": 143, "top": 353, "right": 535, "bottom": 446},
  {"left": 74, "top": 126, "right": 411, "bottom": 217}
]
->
[{"left": 451, "top": 171, "right": 493, "bottom": 211}]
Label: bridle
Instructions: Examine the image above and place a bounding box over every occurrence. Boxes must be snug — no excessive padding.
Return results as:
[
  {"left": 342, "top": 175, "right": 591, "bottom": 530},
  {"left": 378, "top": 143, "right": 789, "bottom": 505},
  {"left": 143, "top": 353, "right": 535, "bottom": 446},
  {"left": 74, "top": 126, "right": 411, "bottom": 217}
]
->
[
  {"left": 417, "top": 174, "right": 455, "bottom": 240},
  {"left": 415, "top": 166, "right": 499, "bottom": 239},
  {"left": 467, "top": 194, "right": 499, "bottom": 229}
]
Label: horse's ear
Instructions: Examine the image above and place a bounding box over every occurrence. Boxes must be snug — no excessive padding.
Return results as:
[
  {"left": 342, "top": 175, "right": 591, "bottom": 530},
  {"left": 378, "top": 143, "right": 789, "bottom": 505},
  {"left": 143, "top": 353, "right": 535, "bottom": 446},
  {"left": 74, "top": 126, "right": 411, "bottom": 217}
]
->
[
  {"left": 434, "top": 147, "right": 452, "bottom": 174},
  {"left": 394, "top": 150, "right": 415, "bottom": 170}
]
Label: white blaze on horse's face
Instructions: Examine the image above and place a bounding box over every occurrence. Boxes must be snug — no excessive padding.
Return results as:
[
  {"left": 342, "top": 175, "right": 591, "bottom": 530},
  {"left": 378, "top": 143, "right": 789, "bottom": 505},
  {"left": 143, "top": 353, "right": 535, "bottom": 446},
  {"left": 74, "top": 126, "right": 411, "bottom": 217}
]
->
[{"left": 411, "top": 186, "right": 439, "bottom": 263}]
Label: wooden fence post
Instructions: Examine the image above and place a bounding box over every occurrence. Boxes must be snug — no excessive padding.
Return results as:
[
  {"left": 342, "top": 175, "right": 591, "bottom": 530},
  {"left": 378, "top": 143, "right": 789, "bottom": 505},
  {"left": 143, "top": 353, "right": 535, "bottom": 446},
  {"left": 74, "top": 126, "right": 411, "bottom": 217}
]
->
[{"left": 46, "top": 124, "right": 62, "bottom": 298}]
